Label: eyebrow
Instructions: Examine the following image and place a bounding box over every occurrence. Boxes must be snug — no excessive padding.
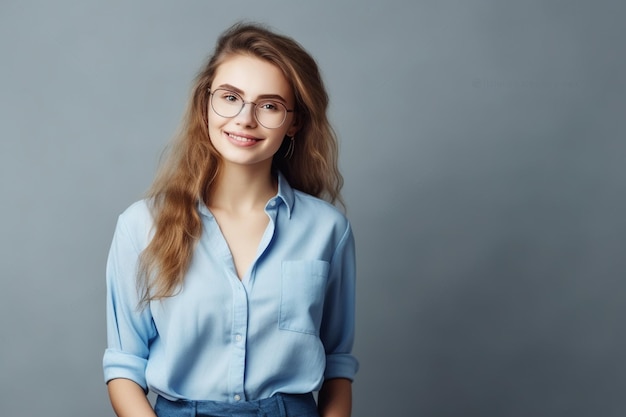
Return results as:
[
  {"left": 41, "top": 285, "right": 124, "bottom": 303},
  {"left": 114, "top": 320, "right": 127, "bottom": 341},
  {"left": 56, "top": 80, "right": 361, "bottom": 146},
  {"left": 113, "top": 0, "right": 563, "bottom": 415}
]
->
[{"left": 216, "top": 83, "right": 289, "bottom": 103}]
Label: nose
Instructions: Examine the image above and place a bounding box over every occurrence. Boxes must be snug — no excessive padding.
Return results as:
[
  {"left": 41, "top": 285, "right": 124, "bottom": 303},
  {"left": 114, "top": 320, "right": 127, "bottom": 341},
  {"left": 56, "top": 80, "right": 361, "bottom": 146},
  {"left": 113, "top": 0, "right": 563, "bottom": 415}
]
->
[{"left": 234, "top": 102, "right": 257, "bottom": 127}]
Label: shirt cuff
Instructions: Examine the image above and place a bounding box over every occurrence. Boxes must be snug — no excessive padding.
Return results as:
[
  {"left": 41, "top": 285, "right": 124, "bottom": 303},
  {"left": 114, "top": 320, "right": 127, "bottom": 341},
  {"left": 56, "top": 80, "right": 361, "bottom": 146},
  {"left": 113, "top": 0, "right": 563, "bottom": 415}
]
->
[
  {"left": 324, "top": 353, "right": 359, "bottom": 381},
  {"left": 103, "top": 348, "right": 148, "bottom": 391}
]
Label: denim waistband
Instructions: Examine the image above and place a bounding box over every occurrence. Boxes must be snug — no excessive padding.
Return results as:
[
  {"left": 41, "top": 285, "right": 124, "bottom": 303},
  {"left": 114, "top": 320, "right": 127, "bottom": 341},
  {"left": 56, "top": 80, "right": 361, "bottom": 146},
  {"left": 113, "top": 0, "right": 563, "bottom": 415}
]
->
[{"left": 154, "top": 392, "right": 318, "bottom": 417}]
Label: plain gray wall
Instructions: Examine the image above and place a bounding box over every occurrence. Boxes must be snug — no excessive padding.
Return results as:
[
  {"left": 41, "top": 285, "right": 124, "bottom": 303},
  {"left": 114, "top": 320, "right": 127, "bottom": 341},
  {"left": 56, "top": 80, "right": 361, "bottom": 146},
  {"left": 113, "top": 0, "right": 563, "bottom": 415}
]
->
[{"left": 1, "top": 1, "right": 625, "bottom": 416}]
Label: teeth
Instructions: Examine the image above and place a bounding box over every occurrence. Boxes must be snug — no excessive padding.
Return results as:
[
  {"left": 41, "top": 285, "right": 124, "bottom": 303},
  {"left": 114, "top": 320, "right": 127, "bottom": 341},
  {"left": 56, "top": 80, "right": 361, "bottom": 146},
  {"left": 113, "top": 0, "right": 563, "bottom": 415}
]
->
[{"left": 228, "top": 133, "right": 256, "bottom": 142}]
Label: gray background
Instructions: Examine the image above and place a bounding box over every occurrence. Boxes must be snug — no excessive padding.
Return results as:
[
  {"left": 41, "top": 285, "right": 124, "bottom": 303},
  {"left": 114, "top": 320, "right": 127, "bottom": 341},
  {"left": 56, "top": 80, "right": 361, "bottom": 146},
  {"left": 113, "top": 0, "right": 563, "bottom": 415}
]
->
[{"left": 1, "top": 1, "right": 625, "bottom": 416}]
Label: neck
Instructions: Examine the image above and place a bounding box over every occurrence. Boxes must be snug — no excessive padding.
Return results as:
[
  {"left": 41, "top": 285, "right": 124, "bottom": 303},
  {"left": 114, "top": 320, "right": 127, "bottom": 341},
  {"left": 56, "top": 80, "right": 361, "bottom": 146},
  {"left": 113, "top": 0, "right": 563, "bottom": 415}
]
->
[{"left": 208, "top": 163, "right": 277, "bottom": 213}]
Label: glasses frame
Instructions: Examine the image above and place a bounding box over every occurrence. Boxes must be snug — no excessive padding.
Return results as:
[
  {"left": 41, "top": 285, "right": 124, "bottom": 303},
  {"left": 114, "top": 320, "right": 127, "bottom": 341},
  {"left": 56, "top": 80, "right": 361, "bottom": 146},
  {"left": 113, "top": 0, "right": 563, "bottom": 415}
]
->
[{"left": 208, "top": 88, "right": 295, "bottom": 129}]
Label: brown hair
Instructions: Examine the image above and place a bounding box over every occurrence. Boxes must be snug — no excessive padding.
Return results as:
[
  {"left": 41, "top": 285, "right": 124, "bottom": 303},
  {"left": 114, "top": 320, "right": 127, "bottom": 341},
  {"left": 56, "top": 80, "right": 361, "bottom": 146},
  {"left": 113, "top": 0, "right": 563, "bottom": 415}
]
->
[{"left": 137, "top": 21, "right": 343, "bottom": 304}]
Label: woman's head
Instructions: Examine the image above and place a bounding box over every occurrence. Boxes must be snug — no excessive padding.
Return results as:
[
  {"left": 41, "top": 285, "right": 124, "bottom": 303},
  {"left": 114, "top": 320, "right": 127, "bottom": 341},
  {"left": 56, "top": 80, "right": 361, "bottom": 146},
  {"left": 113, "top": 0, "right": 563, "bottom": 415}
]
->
[
  {"left": 182, "top": 21, "right": 342, "bottom": 200},
  {"left": 206, "top": 52, "right": 299, "bottom": 171}
]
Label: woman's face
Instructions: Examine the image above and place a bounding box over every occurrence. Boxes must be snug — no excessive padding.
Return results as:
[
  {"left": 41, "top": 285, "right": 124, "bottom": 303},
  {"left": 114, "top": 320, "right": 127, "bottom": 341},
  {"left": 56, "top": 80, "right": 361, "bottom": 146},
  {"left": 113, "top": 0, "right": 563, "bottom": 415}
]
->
[{"left": 207, "top": 54, "right": 298, "bottom": 170}]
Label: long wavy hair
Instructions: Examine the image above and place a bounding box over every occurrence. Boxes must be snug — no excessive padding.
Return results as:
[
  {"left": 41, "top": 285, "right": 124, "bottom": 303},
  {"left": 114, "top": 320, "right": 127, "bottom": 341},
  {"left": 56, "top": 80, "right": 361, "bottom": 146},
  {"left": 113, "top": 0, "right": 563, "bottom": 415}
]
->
[{"left": 137, "top": 22, "right": 343, "bottom": 304}]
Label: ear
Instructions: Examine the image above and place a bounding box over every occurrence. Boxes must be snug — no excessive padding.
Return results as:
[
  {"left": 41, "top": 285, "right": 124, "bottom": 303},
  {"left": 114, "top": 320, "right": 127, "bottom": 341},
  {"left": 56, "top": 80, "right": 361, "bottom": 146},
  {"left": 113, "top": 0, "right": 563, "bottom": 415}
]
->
[
  {"left": 286, "top": 128, "right": 298, "bottom": 138},
  {"left": 285, "top": 117, "right": 300, "bottom": 138}
]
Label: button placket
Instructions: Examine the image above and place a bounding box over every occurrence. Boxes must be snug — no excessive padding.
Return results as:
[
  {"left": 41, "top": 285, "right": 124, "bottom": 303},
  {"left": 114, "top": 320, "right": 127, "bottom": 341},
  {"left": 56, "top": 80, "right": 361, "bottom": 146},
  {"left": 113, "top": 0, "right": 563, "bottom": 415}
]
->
[{"left": 229, "top": 280, "right": 248, "bottom": 402}]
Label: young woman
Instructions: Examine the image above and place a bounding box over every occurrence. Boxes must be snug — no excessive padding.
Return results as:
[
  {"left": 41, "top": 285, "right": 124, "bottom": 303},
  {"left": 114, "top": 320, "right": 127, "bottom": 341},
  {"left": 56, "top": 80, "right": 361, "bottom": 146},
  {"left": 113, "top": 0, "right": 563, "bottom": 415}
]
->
[{"left": 103, "top": 22, "right": 358, "bottom": 417}]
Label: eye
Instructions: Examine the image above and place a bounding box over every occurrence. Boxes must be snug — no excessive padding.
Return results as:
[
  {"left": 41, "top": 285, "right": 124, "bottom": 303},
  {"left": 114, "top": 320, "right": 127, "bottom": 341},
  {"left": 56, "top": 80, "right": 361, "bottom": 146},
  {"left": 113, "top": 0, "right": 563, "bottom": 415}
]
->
[
  {"left": 220, "top": 91, "right": 241, "bottom": 103},
  {"left": 258, "top": 101, "right": 281, "bottom": 112}
]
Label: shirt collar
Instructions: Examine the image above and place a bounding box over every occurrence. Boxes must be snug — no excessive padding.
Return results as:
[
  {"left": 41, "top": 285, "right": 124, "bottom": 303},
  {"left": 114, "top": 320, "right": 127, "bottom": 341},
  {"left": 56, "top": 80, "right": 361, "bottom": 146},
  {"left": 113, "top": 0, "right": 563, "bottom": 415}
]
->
[
  {"left": 275, "top": 171, "right": 294, "bottom": 219},
  {"left": 196, "top": 171, "right": 294, "bottom": 219}
]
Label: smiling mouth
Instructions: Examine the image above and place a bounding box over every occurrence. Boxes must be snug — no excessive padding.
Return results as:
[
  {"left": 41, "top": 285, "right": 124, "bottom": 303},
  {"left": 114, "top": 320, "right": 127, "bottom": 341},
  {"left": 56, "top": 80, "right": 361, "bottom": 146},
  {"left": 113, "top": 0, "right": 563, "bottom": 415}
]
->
[{"left": 226, "top": 132, "right": 261, "bottom": 143}]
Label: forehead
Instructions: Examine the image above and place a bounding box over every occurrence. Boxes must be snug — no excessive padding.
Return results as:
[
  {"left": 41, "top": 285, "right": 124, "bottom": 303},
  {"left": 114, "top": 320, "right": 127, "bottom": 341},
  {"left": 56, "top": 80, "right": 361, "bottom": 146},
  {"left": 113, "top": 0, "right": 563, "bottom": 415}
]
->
[{"left": 212, "top": 54, "right": 293, "bottom": 102}]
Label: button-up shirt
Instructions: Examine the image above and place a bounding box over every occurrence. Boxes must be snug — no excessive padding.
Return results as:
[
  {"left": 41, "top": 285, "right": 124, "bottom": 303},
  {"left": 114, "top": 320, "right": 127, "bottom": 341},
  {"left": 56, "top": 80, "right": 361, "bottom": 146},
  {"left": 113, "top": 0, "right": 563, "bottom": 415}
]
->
[{"left": 103, "top": 173, "right": 358, "bottom": 402}]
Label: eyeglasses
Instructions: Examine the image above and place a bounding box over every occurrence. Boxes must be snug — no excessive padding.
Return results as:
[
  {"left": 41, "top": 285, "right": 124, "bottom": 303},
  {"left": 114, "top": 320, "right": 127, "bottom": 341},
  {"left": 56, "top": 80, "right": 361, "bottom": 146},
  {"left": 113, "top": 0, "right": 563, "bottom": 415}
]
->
[{"left": 208, "top": 88, "right": 295, "bottom": 129}]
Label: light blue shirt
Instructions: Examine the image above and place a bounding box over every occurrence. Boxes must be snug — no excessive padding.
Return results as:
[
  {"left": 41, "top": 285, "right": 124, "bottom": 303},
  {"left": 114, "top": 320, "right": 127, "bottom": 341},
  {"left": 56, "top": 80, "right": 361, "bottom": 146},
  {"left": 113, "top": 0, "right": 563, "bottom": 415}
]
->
[{"left": 103, "top": 173, "right": 358, "bottom": 402}]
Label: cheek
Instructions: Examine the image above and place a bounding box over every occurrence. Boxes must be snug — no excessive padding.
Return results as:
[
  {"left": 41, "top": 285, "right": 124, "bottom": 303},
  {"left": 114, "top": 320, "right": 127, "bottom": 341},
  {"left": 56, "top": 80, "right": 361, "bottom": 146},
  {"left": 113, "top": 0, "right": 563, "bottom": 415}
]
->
[
  {"left": 206, "top": 110, "right": 216, "bottom": 127},
  {"left": 206, "top": 117, "right": 223, "bottom": 147},
  {"left": 207, "top": 113, "right": 224, "bottom": 134}
]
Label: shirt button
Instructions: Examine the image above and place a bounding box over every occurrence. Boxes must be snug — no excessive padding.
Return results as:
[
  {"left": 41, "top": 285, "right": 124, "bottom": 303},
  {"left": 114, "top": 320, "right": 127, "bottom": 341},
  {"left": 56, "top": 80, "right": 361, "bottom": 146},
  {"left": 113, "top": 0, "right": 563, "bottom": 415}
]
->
[
  {"left": 269, "top": 200, "right": 276, "bottom": 207},
  {"left": 234, "top": 394, "right": 241, "bottom": 401},
  {"left": 235, "top": 334, "right": 242, "bottom": 342}
]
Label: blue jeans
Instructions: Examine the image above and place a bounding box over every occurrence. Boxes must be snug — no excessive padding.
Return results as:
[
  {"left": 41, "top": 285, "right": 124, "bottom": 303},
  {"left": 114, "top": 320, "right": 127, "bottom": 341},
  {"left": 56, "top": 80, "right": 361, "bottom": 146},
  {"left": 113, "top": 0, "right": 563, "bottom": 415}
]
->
[{"left": 154, "top": 393, "right": 319, "bottom": 417}]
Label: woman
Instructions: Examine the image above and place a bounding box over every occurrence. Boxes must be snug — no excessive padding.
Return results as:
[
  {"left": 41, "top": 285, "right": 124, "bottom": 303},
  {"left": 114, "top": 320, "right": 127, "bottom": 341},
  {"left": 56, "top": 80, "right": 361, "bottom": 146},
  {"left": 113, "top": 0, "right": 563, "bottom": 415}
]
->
[{"left": 103, "top": 21, "right": 358, "bottom": 417}]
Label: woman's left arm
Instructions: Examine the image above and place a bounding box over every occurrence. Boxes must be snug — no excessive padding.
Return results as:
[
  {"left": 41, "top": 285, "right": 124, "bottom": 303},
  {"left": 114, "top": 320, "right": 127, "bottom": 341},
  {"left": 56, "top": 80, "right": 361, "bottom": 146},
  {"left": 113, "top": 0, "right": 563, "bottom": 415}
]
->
[
  {"left": 318, "top": 378, "right": 352, "bottom": 417},
  {"left": 319, "top": 220, "right": 359, "bottom": 417}
]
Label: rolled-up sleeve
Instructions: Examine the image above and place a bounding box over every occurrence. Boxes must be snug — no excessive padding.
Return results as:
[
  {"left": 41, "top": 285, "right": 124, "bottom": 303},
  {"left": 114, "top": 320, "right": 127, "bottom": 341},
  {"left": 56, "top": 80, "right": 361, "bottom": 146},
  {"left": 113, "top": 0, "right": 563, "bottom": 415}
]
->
[
  {"left": 103, "top": 214, "right": 156, "bottom": 390},
  {"left": 320, "top": 221, "right": 359, "bottom": 381}
]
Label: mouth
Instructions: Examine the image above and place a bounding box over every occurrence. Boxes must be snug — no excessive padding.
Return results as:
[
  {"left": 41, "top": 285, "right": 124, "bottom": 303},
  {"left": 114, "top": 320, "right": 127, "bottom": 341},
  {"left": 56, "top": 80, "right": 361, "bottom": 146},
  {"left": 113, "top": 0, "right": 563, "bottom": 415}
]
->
[{"left": 225, "top": 131, "right": 262, "bottom": 143}]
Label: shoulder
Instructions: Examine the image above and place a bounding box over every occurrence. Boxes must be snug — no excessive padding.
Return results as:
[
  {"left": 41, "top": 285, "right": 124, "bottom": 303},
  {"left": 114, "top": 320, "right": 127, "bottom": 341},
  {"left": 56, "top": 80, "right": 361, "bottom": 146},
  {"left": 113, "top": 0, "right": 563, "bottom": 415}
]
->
[
  {"left": 290, "top": 191, "right": 355, "bottom": 261},
  {"left": 292, "top": 190, "right": 350, "bottom": 230},
  {"left": 115, "top": 199, "right": 154, "bottom": 249},
  {"left": 118, "top": 199, "right": 153, "bottom": 224}
]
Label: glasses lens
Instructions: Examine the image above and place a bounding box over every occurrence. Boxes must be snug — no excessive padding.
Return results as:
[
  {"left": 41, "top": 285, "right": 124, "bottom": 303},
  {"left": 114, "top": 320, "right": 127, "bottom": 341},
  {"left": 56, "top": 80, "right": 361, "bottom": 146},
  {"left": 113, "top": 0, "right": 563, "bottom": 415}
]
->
[
  {"left": 255, "top": 101, "right": 287, "bottom": 129},
  {"left": 211, "top": 89, "right": 243, "bottom": 118}
]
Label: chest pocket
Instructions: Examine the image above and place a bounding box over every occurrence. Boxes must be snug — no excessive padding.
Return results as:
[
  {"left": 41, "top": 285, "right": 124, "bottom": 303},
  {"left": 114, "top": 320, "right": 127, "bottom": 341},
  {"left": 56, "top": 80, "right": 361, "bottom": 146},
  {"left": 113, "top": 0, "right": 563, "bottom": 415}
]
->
[{"left": 279, "top": 260, "right": 329, "bottom": 335}]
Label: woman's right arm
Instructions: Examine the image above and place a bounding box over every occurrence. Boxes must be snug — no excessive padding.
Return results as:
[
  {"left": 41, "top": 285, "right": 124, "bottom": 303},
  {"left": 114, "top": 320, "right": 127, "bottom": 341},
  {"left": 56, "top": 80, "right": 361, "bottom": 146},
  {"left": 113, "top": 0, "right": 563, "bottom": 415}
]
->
[
  {"left": 104, "top": 207, "right": 158, "bottom": 416},
  {"left": 108, "top": 378, "right": 156, "bottom": 417}
]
